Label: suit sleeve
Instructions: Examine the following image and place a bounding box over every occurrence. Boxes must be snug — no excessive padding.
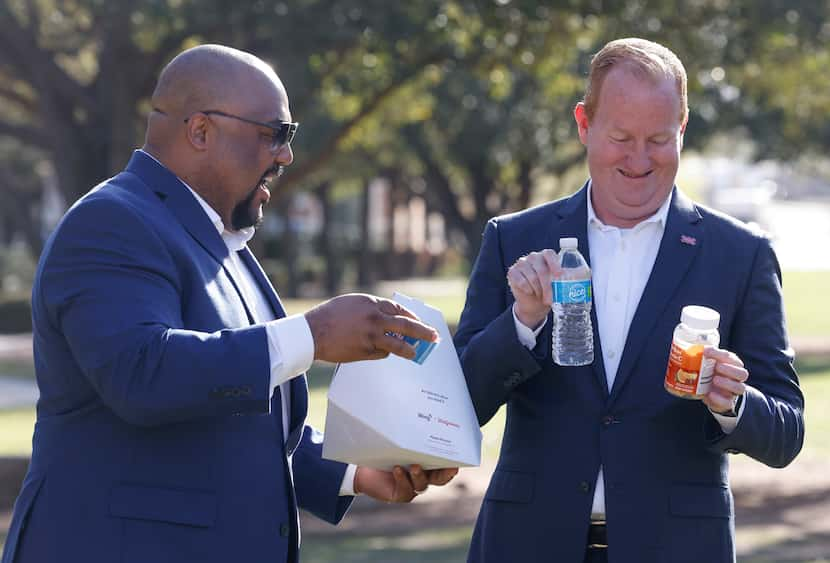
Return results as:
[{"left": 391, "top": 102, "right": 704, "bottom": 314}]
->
[
  {"left": 292, "top": 426, "right": 354, "bottom": 524},
  {"left": 705, "top": 237, "right": 805, "bottom": 467},
  {"left": 38, "top": 195, "right": 272, "bottom": 427},
  {"left": 454, "top": 219, "right": 545, "bottom": 426}
]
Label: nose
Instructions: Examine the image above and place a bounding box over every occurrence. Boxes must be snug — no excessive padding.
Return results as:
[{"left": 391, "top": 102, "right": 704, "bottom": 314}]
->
[
  {"left": 275, "top": 142, "right": 293, "bottom": 166},
  {"left": 626, "top": 142, "right": 651, "bottom": 172}
]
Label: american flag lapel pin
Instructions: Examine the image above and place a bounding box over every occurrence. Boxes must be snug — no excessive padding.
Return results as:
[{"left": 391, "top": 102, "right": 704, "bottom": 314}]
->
[{"left": 680, "top": 234, "right": 697, "bottom": 246}]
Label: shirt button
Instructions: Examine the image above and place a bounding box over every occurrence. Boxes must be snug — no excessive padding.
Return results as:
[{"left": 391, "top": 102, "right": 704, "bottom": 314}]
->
[
  {"left": 608, "top": 350, "right": 616, "bottom": 359},
  {"left": 613, "top": 294, "right": 621, "bottom": 302}
]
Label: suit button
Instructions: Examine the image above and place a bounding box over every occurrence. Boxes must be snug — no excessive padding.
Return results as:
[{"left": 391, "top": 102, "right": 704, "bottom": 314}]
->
[
  {"left": 280, "top": 522, "right": 291, "bottom": 537},
  {"left": 579, "top": 481, "right": 590, "bottom": 493},
  {"left": 602, "top": 415, "right": 616, "bottom": 426}
]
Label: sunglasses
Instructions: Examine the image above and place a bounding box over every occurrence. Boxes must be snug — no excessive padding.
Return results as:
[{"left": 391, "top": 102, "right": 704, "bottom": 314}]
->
[{"left": 185, "top": 110, "right": 298, "bottom": 150}]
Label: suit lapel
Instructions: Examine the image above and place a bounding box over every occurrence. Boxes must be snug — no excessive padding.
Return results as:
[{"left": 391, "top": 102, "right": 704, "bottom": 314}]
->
[
  {"left": 607, "top": 188, "right": 703, "bottom": 405},
  {"left": 239, "top": 247, "right": 308, "bottom": 451},
  {"left": 126, "top": 151, "right": 229, "bottom": 266},
  {"left": 126, "top": 151, "right": 262, "bottom": 324},
  {"left": 553, "top": 183, "right": 609, "bottom": 399}
]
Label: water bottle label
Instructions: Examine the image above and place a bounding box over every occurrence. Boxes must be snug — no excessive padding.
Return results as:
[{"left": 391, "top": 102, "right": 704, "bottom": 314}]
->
[{"left": 552, "top": 280, "right": 592, "bottom": 304}]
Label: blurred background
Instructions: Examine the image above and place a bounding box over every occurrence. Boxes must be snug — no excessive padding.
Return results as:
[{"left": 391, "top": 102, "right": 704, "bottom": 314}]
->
[{"left": 1, "top": 0, "right": 829, "bottom": 561}]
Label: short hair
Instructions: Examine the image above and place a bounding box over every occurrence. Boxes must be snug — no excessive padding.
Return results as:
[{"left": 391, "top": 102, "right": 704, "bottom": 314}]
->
[{"left": 583, "top": 38, "right": 688, "bottom": 124}]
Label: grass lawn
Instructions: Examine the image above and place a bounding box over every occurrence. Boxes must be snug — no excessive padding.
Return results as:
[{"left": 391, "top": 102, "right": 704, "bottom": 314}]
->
[
  {"left": 781, "top": 270, "right": 830, "bottom": 338},
  {"left": 281, "top": 270, "right": 830, "bottom": 336}
]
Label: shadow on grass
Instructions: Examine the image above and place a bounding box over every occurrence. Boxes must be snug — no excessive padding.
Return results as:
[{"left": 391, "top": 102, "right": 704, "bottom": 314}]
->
[
  {"left": 307, "top": 362, "right": 336, "bottom": 390},
  {"left": 301, "top": 525, "right": 471, "bottom": 563},
  {"left": 795, "top": 356, "right": 830, "bottom": 377}
]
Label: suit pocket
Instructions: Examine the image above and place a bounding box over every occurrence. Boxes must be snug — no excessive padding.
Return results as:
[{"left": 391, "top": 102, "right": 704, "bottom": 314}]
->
[
  {"left": 484, "top": 469, "right": 534, "bottom": 503},
  {"left": 669, "top": 483, "right": 731, "bottom": 518},
  {"left": 109, "top": 484, "right": 216, "bottom": 528}
]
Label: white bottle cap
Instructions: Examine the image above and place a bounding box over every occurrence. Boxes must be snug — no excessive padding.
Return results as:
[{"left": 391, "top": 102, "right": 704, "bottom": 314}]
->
[
  {"left": 559, "top": 237, "right": 578, "bottom": 249},
  {"left": 680, "top": 305, "right": 720, "bottom": 331}
]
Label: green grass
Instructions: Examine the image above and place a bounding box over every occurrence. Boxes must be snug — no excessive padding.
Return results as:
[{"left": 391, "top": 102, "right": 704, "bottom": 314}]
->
[
  {"left": 281, "top": 270, "right": 830, "bottom": 339},
  {"left": 0, "top": 408, "right": 35, "bottom": 456},
  {"left": 301, "top": 525, "right": 472, "bottom": 563},
  {"left": 0, "top": 360, "right": 34, "bottom": 380},
  {"left": 781, "top": 270, "right": 830, "bottom": 338}
]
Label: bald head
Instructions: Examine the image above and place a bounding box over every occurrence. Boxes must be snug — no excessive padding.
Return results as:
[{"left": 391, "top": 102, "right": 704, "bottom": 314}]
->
[{"left": 151, "top": 44, "right": 279, "bottom": 117}]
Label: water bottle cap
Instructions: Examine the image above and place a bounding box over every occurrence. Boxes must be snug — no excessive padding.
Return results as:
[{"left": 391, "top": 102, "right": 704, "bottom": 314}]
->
[
  {"left": 680, "top": 305, "right": 720, "bottom": 331},
  {"left": 559, "top": 237, "right": 578, "bottom": 250}
]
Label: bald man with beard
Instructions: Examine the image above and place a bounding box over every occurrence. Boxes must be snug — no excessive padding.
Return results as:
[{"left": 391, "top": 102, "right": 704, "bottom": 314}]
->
[{"left": 2, "top": 45, "right": 456, "bottom": 563}]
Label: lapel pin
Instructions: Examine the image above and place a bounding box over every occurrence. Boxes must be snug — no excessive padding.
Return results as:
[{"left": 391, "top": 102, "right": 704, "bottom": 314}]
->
[{"left": 680, "top": 234, "right": 697, "bottom": 246}]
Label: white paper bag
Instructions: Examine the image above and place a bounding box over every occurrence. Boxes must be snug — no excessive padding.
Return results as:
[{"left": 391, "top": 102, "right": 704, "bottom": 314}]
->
[{"left": 322, "top": 293, "right": 482, "bottom": 470}]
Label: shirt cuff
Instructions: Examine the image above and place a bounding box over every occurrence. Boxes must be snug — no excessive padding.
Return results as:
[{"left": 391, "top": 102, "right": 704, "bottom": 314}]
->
[
  {"left": 339, "top": 464, "right": 359, "bottom": 496},
  {"left": 709, "top": 394, "right": 746, "bottom": 434},
  {"left": 512, "top": 303, "right": 546, "bottom": 350},
  {"left": 265, "top": 314, "right": 315, "bottom": 397}
]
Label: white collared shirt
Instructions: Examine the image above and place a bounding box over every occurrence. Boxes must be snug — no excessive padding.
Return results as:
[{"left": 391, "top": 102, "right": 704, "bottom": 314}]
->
[
  {"left": 139, "top": 150, "right": 357, "bottom": 495},
  {"left": 514, "top": 180, "right": 742, "bottom": 517}
]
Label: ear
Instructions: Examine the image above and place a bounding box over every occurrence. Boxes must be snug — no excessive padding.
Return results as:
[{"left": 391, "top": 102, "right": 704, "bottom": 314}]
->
[
  {"left": 185, "top": 113, "right": 210, "bottom": 151},
  {"left": 678, "top": 116, "right": 688, "bottom": 151},
  {"left": 574, "top": 102, "right": 589, "bottom": 146}
]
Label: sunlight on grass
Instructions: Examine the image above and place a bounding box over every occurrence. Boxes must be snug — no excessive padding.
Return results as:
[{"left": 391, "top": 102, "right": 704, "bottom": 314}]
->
[
  {"left": 782, "top": 271, "right": 830, "bottom": 338},
  {"left": 0, "top": 408, "right": 35, "bottom": 456}
]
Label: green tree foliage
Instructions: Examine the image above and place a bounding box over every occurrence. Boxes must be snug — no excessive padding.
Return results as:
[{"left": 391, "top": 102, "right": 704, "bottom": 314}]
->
[{"left": 1, "top": 0, "right": 830, "bottom": 264}]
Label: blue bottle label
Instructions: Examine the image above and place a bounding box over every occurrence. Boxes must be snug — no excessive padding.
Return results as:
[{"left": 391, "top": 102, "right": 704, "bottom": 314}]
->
[{"left": 552, "top": 280, "right": 592, "bottom": 304}]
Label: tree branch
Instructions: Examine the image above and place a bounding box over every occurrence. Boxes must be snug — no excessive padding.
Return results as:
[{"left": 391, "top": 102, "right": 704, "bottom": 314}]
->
[
  {"left": 279, "top": 47, "right": 452, "bottom": 193},
  {"left": 0, "top": 120, "right": 48, "bottom": 148},
  {"left": 0, "top": 7, "right": 95, "bottom": 111},
  {"left": 0, "top": 84, "right": 37, "bottom": 114}
]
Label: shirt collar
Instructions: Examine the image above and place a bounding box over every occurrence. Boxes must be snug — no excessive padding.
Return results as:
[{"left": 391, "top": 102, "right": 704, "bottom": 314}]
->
[
  {"left": 138, "top": 149, "right": 255, "bottom": 251},
  {"left": 586, "top": 179, "right": 672, "bottom": 232}
]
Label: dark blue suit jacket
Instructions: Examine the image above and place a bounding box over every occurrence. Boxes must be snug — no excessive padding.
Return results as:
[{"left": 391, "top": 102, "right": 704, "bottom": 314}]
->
[
  {"left": 2, "top": 151, "right": 352, "bottom": 563},
  {"left": 455, "top": 184, "right": 804, "bottom": 563}
]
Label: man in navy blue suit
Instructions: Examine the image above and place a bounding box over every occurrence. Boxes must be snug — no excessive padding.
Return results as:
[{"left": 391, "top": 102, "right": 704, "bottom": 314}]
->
[
  {"left": 455, "top": 38, "right": 804, "bottom": 563},
  {"left": 2, "top": 44, "right": 456, "bottom": 563}
]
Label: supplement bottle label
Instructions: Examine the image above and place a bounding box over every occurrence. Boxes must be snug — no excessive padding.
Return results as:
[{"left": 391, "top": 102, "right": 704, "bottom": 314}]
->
[
  {"left": 552, "top": 280, "right": 592, "bottom": 304},
  {"left": 664, "top": 342, "right": 716, "bottom": 396}
]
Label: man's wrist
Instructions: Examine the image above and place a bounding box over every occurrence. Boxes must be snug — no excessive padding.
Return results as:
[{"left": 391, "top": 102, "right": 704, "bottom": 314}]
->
[{"left": 714, "top": 394, "right": 743, "bottom": 417}]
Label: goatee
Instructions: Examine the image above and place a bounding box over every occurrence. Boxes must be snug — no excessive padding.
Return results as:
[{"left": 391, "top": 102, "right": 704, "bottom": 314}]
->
[{"left": 231, "top": 165, "right": 283, "bottom": 230}]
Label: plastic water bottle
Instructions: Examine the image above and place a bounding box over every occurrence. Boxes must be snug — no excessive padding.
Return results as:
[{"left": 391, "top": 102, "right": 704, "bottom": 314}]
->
[{"left": 551, "top": 237, "right": 594, "bottom": 366}]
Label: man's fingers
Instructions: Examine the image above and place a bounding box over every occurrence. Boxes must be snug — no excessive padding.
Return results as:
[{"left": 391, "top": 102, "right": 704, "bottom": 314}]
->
[
  {"left": 383, "top": 314, "right": 439, "bottom": 343},
  {"left": 507, "top": 268, "right": 536, "bottom": 298},
  {"left": 704, "top": 346, "right": 745, "bottom": 368},
  {"left": 713, "top": 360, "right": 748, "bottom": 383},
  {"left": 408, "top": 465, "right": 429, "bottom": 493},
  {"left": 373, "top": 333, "right": 415, "bottom": 359},
  {"left": 392, "top": 466, "right": 415, "bottom": 502},
  {"left": 427, "top": 467, "right": 459, "bottom": 486},
  {"left": 703, "top": 389, "right": 737, "bottom": 414},
  {"left": 711, "top": 375, "right": 746, "bottom": 397}
]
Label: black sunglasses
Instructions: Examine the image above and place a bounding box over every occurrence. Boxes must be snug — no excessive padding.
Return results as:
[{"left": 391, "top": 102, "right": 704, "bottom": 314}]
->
[{"left": 185, "top": 110, "right": 298, "bottom": 149}]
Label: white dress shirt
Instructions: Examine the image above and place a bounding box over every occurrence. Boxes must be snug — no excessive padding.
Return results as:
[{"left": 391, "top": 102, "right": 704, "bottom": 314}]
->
[
  {"left": 513, "top": 181, "right": 743, "bottom": 518},
  {"left": 140, "top": 150, "right": 357, "bottom": 495}
]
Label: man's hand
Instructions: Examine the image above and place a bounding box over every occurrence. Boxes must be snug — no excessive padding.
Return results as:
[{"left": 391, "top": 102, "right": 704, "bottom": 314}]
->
[
  {"left": 353, "top": 464, "right": 459, "bottom": 503},
  {"left": 507, "top": 249, "right": 561, "bottom": 329},
  {"left": 305, "top": 294, "right": 438, "bottom": 363},
  {"left": 702, "top": 347, "right": 748, "bottom": 415}
]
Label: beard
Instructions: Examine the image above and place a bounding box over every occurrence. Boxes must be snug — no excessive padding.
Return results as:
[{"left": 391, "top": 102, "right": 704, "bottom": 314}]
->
[{"left": 230, "top": 165, "right": 283, "bottom": 230}]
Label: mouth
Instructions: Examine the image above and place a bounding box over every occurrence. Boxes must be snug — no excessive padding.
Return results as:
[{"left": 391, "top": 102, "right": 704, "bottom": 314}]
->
[
  {"left": 618, "top": 168, "right": 653, "bottom": 179},
  {"left": 257, "top": 166, "right": 284, "bottom": 201}
]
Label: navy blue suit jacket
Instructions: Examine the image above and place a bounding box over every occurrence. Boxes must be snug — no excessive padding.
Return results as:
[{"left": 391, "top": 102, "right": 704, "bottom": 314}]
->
[
  {"left": 2, "top": 151, "right": 352, "bottom": 563},
  {"left": 455, "top": 184, "right": 804, "bottom": 563}
]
